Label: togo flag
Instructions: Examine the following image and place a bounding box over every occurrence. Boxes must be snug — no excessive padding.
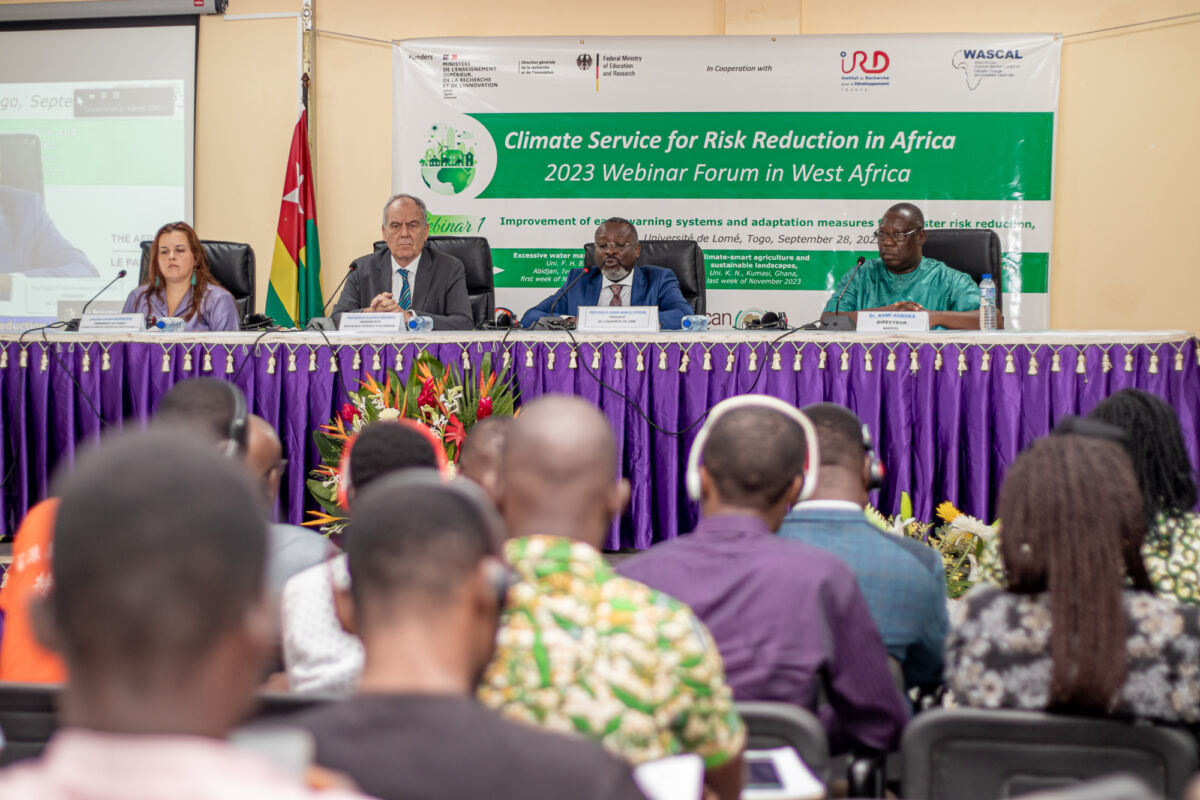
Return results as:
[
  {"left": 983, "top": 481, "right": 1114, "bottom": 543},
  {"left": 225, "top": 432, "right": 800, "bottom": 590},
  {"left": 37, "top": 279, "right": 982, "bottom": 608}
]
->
[{"left": 266, "top": 110, "right": 323, "bottom": 328}]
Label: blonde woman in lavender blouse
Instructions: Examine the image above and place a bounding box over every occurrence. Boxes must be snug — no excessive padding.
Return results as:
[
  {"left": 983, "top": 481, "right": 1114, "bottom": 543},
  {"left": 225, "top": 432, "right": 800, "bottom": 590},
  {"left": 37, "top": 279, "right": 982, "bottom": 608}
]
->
[{"left": 122, "top": 222, "right": 239, "bottom": 331}]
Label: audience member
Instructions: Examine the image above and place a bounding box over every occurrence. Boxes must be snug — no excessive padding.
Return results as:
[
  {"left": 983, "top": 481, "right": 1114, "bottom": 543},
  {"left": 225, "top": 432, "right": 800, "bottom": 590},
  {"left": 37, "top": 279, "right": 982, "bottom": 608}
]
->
[
  {"left": 330, "top": 194, "right": 472, "bottom": 329},
  {"left": 0, "top": 498, "right": 65, "bottom": 682},
  {"left": 478, "top": 395, "right": 745, "bottom": 800},
  {"left": 282, "top": 419, "right": 443, "bottom": 695},
  {"left": 292, "top": 473, "right": 645, "bottom": 800},
  {"left": 947, "top": 433, "right": 1200, "bottom": 723},
  {"left": 978, "top": 390, "right": 1200, "bottom": 605},
  {"left": 619, "top": 400, "right": 907, "bottom": 754},
  {"left": 0, "top": 430, "right": 366, "bottom": 798},
  {"left": 778, "top": 403, "right": 948, "bottom": 690},
  {"left": 122, "top": 222, "right": 239, "bottom": 331},
  {"left": 245, "top": 414, "right": 333, "bottom": 594},
  {"left": 456, "top": 415, "right": 510, "bottom": 502}
]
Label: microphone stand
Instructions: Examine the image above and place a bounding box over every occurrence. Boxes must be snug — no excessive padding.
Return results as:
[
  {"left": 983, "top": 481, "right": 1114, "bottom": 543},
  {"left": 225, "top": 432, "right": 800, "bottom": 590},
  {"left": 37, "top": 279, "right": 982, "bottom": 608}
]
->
[
  {"left": 65, "top": 269, "right": 128, "bottom": 331},
  {"left": 533, "top": 266, "right": 592, "bottom": 330},
  {"left": 305, "top": 264, "right": 358, "bottom": 331},
  {"left": 816, "top": 256, "right": 865, "bottom": 331}
]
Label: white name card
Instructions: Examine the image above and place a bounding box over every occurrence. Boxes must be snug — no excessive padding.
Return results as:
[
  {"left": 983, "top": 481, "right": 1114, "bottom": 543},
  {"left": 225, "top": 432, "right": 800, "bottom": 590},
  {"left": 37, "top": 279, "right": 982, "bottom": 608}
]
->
[
  {"left": 858, "top": 311, "right": 930, "bottom": 332},
  {"left": 338, "top": 313, "right": 405, "bottom": 334},
  {"left": 78, "top": 313, "right": 146, "bottom": 333},
  {"left": 576, "top": 306, "right": 660, "bottom": 333}
]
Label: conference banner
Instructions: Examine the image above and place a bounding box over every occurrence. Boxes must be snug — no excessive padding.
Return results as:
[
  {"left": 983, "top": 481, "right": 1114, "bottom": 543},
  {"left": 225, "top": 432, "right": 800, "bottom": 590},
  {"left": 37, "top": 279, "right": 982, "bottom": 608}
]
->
[{"left": 393, "top": 35, "right": 1060, "bottom": 329}]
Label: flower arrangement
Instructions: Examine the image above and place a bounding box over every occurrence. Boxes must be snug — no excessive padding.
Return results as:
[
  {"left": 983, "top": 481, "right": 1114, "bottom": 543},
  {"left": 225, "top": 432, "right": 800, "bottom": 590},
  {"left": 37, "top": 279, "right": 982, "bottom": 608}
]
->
[
  {"left": 305, "top": 352, "right": 516, "bottom": 534},
  {"left": 866, "top": 493, "right": 998, "bottom": 599}
]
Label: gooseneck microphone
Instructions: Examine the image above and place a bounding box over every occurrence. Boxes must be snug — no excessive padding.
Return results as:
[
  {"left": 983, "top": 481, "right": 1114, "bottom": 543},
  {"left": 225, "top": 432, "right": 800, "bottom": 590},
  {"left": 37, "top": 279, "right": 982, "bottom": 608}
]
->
[
  {"left": 305, "top": 264, "right": 357, "bottom": 331},
  {"left": 65, "top": 269, "right": 128, "bottom": 331},
  {"left": 548, "top": 265, "right": 591, "bottom": 317},
  {"left": 834, "top": 256, "right": 867, "bottom": 318}
]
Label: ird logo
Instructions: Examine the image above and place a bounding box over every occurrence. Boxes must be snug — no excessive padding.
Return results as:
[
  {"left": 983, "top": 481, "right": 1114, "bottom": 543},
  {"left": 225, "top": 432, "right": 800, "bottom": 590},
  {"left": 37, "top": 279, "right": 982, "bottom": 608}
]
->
[{"left": 841, "top": 50, "right": 890, "bottom": 74}]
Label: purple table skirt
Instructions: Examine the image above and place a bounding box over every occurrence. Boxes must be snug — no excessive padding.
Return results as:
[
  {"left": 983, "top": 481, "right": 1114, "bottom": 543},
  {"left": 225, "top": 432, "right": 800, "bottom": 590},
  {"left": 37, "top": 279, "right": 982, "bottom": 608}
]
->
[{"left": 2, "top": 331, "right": 1197, "bottom": 549}]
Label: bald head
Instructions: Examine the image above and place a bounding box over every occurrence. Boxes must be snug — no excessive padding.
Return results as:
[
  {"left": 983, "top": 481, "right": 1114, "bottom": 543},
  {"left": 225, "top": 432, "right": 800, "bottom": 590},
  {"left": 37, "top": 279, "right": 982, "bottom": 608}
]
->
[
  {"left": 245, "top": 415, "right": 284, "bottom": 505},
  {"left": 498, "top": 396, "right": 627, "bottom": 547},
  {"left": 884, "top": 202, "right": 925, "bottom": 228}
]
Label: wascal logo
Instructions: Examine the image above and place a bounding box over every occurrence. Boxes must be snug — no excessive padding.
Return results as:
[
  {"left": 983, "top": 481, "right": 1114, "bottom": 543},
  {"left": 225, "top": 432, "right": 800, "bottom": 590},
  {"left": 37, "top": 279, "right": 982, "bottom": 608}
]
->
[{"left": 959, "top": 49, "right": 1022, "bottom": 59}]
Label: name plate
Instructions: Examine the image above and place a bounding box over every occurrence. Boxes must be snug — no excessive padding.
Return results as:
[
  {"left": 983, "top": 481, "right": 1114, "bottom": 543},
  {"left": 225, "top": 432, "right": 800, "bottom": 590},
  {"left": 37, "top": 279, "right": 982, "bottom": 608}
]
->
[
  {"left": 78, "top": 313, "right": 146, "bottom": 333},
  {"left": 576, "top": 306, "right": 660, "bottom": 333},
  {"left": 858, "top": 311, "right": 930, "bottom": 332},
  {"left": 338, "top": 313, "right": 405, "bottom": 334}
]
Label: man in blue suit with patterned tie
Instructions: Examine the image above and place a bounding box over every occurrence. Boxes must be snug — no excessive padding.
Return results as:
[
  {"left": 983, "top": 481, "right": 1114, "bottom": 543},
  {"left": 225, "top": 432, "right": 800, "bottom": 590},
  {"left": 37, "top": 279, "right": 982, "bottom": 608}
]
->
[{"left": 520, "top": 217, "right": 694, "bottom": 330}]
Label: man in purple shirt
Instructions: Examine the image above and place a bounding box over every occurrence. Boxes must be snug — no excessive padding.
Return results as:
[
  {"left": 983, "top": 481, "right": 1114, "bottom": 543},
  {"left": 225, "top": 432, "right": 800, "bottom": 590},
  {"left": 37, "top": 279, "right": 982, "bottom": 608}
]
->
[{"left": 619, "top": 404, "right": 908, "bottom": 753}]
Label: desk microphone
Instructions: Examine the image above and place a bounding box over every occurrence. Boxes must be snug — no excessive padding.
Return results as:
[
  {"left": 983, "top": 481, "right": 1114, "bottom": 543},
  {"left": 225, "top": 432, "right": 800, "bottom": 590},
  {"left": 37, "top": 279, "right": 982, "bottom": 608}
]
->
[
  {"left": 65, "top": 269, "right": 128, "bottom": 331},
  {"left": 548, "top": 265, "right": 591, "bottom": 317},
  {"left": 814, "top": 256, "right": 865, "bottom": 331},
  {"left": 834, "top": 257, "right": 866, "bottom": 317},
  {"left": 305, "top": 263, "right": 357, "bottom": 330}
]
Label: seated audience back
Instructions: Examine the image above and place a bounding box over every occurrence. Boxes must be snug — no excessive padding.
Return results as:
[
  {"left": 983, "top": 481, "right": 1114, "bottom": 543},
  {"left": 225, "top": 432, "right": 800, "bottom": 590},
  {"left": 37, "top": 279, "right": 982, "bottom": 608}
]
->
[
  {"left": 947, "top": 431, "right": 1200, "bottom": 723},
  {"left": 291, "top": 473, "right": 645, "bottom": 800},
  {"left": 619, "top": 400, "right": 908, "bottom": 754},
  {"left": 281, "top": 419, "right": 444, "bottom": 695},
  {"left": 0, "top": 430, "right": 367, "bottom": 799},
  {"left": 478, "top": 395, "right": 746, "bottom": 800},
  {"left": 778, "top": 403, "right": 948, "bottom": 690}
]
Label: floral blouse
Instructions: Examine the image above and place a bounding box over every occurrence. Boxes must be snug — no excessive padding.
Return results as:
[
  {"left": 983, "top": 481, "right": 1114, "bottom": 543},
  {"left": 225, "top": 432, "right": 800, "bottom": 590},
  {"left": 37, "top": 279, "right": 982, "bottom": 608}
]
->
[
  {"left": 946, "top": 586, "right": 1200, "bottom": 724},
  {"left": 478, "top": 535, "right": 745, "bottom": 766},
  {"left": 976, "top": 511, "right": 1200, "bottom": 604}
]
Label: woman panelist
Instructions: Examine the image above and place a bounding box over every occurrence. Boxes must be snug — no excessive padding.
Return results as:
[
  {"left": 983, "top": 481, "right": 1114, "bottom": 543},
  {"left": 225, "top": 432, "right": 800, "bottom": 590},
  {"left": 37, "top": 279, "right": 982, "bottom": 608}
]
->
[{"left": 122, "top": 222, "right": 239, "bottom": 331}]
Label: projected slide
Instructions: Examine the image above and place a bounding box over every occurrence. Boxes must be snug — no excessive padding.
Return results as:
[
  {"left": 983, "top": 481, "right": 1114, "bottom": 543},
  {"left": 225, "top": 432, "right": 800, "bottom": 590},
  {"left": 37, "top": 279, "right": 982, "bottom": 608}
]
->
[{"left": 0, "top": 23, "right": 195, "bottom": 329}]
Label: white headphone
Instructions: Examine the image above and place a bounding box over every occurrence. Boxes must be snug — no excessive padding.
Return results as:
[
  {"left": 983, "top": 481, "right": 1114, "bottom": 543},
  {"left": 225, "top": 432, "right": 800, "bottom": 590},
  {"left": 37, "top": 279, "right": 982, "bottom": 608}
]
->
[{"left": 685, "top": 395, "right": 821, "bottom": 506}]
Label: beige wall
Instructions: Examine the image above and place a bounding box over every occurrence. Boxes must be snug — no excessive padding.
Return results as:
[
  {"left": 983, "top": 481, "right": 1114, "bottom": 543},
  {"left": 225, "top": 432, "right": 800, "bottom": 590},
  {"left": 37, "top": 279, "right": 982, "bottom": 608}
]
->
[{"left": 13, "top": 0, "right": 1200, "bottom": 330}]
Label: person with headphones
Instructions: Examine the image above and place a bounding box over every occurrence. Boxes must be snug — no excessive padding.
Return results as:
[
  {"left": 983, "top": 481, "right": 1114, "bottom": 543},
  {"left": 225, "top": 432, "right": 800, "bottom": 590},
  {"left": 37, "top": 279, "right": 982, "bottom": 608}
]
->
[
  {"left": 619, "top": 396, "right": 909, "bottom": 755},
  {"left": 778, "top": 403, "right": 949, "bottom": 693},
  {"left": 288, "top": 473, "right": 645, "bottom": 800}
]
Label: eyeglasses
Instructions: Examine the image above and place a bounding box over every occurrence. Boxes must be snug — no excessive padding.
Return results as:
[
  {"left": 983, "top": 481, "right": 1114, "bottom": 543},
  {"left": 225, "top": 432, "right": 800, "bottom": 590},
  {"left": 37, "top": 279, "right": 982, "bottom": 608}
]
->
[
  {"left": 873, "top": 228, "right": 922, "bottom": 244},
  {"left": 596, "top": 241, "right": 636, "bottom": 251}
]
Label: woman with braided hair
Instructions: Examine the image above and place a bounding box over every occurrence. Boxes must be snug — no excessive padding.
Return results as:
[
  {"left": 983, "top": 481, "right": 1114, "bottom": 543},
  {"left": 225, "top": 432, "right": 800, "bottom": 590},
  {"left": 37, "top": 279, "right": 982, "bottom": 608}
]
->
[{"left": 947, "top": 434, "right": 1200, "bottom": 720}]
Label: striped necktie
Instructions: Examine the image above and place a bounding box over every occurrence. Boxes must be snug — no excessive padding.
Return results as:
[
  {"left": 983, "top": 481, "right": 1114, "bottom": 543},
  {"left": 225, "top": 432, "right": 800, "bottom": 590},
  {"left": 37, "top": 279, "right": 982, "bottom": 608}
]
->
[
  {"left": 396, "top": 268, "right": 412, "bottom": 311},
  {"left": 609, "top": 284, "right": 623, "bottom": 306}
]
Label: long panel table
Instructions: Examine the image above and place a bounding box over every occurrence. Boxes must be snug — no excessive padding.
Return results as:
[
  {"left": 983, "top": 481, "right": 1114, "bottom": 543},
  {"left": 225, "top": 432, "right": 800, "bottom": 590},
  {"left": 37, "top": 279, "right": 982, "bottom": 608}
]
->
[{"left": 2, "top": 330, "right": 1196, "bottom": 548}]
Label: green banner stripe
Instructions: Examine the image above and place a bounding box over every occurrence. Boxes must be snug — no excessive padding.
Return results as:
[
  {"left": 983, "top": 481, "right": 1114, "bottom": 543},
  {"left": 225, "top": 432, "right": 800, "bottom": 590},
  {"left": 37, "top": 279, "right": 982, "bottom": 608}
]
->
[
  {"left": 0, "top": 119, "right": 185, "bottom": 186},
  {"left": 470, "top": 112, "right": 1053, "bottom": 200},
  {"left": 492, "top": 247, "right": 1050, "bottom": 293}
]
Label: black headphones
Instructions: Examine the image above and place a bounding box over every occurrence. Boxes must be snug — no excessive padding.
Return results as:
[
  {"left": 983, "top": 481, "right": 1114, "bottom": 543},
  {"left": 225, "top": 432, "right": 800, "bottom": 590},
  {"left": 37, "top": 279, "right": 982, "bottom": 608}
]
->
[
  {"left": 223, "top": 380, "right": 248, "bottom": 459},
  {"left": 862, "top": 424, "right": 885, "bottom": 492}
]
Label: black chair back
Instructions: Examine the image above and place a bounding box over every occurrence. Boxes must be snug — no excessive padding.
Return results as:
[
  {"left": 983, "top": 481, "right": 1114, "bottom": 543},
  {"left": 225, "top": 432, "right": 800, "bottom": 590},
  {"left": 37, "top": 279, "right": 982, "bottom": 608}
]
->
[
  {"left": 584, "top": 239, "right": 706, "bottom": 315},
  {"left": 0, "top": 682, "right": 60, "bottom": 765},
  {"left": 901, "top": 708, "right": 1198, "bottom": 800},
  {"left": 139, "top": 240, "right": 257, "bottom": 323},
  {"left": 922, "top": 228, "right": 1003, "bottom": 313},
  {"left": 372, "top": 237, "right": 495, "bottom": 328},
  {"left": 0, "top": 134, "right": 44, "bottom": 196},
  {"left": 736, "top": 701, "right": 830, "bottom": 787}
]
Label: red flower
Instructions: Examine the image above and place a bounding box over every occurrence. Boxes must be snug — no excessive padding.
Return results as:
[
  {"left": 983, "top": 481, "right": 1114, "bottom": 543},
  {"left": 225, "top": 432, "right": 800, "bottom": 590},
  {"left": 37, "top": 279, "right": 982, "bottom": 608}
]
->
[
  {"left": 418, "top": 379, "right": 437, "bottom": 409},
  {"left": 339, "top": 402, "right": 360, "bottom": 424},
  {"left": 477, "top": 396, "right": 494, "bottom": 420}
]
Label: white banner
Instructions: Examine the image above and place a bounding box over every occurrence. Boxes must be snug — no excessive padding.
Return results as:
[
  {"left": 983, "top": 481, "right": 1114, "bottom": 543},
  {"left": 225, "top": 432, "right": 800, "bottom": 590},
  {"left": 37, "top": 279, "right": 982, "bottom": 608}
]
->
[{"left": 393, "top": 35, "right": 1060, "bottom": 329}]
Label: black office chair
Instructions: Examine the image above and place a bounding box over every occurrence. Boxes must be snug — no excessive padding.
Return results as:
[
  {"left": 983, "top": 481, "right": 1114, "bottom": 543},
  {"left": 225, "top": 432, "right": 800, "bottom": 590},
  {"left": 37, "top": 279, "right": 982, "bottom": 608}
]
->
[
  {"left": 139, "top": 240, "right": 257, "bottom": 323},
  {"left": 923, "top": 228, "right": 1003, "bottom": 313},
  {"left": 736, "top": 702, "right": 831, "bottom": 787},
  {"left": 583, "top": 239, "right": 706, "bottom": 314},
  {"left": 901, "top": 709, "right": 1199, "bottom": 800},
  {"left": 372, "top": 237, "right": 495, "bottom": 328},
  {"left": 0, "top": 134, "right": 45, "bottom": 196},
  {"left": 0, "top": 682, "right": 60, "bottom": 765}
]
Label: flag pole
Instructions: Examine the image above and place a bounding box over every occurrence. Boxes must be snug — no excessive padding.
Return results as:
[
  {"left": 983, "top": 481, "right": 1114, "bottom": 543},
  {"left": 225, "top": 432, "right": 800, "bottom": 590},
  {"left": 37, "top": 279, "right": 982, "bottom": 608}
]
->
[{"left": 301, "top": 0, "right": 314, "bottom": 161}]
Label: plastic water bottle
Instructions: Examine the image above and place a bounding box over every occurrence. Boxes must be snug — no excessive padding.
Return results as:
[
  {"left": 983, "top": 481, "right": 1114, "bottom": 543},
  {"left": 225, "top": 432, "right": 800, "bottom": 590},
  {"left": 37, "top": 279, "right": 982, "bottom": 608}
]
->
[
  {"left": 407, "top": 315, "right": 434, "bottom": 332},
  {"left": 978, "top": 274, "right": 998, "bottom": 331},
  {"left": 681, "top": 315, "right": 709, "bottom": 332},
  {"left": 156, "top": 316, "right": 186, "bottom": 332}
]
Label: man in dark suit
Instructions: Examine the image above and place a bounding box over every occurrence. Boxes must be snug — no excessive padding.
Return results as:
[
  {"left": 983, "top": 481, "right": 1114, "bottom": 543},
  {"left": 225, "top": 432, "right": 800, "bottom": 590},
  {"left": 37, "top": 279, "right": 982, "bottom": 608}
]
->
[
  {"left": 0, "top": 185, "right": 98, "bottom": 277},
  {"left": 331, "top": 194, "right": 473, "bottom": 330},
  {"left": 520, "top": 217, "right": 694, "bottom": 330}
]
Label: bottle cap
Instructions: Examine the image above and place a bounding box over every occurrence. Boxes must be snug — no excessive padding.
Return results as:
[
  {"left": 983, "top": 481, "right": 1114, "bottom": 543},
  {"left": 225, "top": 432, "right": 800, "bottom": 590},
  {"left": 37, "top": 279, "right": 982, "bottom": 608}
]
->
[{"left": 982, "top": 274, "right": 991, "bottom": 280}]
